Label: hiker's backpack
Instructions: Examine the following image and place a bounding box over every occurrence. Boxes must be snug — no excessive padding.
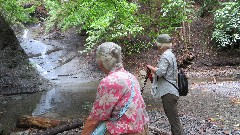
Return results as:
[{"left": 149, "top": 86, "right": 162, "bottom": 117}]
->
[
  {"left": 177, "top": 68, "right": 188, "bottom": 96},
  {"left": 163, "top": 68, "right": 189, "bottom": 96}
]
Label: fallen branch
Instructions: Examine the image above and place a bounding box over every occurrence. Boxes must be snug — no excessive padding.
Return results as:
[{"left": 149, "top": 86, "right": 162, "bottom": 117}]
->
[
  {"left": 149, "top": 126, "right": 170, "bottom": 135},
  {"left": 16, "top": 115, "right": 62, "bottom": 129},
  {"left": 35, "top": 120, "right": 83, "bottom": 135}
]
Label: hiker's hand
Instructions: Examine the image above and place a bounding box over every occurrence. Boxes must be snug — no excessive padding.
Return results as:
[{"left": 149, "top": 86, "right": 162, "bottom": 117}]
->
[
  {"left": 146, "top": 65, "right": 157, "bottom": 73},
  {"left": 82, "top": 116, "right": 100, "bottom": 135},
  {"left": 147, "top": 67, "right": 153, "bottom": 83},
  {"left": 148, "top": 73, "right": 153, "bottom": 83},
  {"left": 146, "top": 65, "right": 152, "bottom": 71}
]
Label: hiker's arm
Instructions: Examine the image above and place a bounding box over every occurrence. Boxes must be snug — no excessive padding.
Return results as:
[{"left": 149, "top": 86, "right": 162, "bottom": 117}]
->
[
  {"left": 147, "top": 57, "right": 169, "bottom": 77},
  {"left": 146, "top": 65, "right": 157, "bottom": 73},
  {"left": 81, "top": 116, "right": 100, "bottom": 135},
  {"left": 155, "top": 57, "right": 169, "bottom": 77}
]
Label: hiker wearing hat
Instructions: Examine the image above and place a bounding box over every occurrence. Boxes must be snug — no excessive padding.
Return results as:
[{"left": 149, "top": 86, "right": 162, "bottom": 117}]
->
[{"left": 146, "top": 34, "right": 183, "bottom": 135}]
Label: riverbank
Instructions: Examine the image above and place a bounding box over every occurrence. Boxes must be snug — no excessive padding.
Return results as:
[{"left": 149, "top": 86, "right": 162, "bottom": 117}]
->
[{"left": 8, "top": 78, "right": 239, "bottom": 135}]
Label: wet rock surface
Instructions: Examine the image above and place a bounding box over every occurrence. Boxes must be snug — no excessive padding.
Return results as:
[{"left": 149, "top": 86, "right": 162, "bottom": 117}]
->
[{"left": 0, "top": 17, "right": 50, "bottom": 96}]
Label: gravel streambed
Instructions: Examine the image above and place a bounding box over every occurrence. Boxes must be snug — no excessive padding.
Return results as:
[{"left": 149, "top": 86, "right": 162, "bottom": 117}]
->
[
  {"left": 72, "top": 79, "right": 240, "bottom": 135},
  {"left": 12, "top": 80, "right": 239, "bottom": 135}
]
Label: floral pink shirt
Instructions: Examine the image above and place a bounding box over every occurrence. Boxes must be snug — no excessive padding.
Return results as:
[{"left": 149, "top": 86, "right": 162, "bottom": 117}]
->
[{"left": 90, "top": 68, "right": 149, "bottom": 135}]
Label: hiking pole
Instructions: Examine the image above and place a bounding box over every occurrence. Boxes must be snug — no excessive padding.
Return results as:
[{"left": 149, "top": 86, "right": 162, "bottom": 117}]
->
[{"left": 141, "top": 67, "right": 153, "bottom": 94}]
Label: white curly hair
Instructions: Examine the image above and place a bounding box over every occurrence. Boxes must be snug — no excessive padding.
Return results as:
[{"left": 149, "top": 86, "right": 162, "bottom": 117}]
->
[{"left": 96, "top": 42, "right": 123, "bottom": 71}]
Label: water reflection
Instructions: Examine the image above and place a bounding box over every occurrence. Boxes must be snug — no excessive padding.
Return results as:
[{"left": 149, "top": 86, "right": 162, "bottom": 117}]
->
[
  {"left": 32, "top": 88, "right": 62, "bottom": 116},
  {"left": 29, "top": 78, "right": 99, "bottom": 119}
]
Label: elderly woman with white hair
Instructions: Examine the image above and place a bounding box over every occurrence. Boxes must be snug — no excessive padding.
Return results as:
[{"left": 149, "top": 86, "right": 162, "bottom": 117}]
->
[
  {"left": 147, "top": 34, "right": 183, "bottom": 135},
  {"left": 82, "top": 42, "right": 149, "bottom": 135}
]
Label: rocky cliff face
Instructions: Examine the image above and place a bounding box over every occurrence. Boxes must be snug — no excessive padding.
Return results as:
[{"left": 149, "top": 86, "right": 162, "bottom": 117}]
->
[{"left": 0, "top": 15, "right": 50, "bottom": 95}]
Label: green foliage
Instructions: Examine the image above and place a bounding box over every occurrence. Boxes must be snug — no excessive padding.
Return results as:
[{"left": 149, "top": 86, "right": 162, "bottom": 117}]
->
[
  {"left": 197, "top": 0, "right": 220, "bottom": 17},
  {"left": 136, "top": 0, "right": 194, "bottom": 37},
  {"left": 0, "top": 0, "right": 195, "bottom": 55},
  {"left": 121, "top": 36, "right": 153, "bottom": 55},
  {"left": 118, "top": 0, "right": 158, "bottom": 55},
  {"left": 44, "top": 0, "right": 143, "bottom": 53},
  {"left": 121, "top": 0, "right": 194, "bottom": 55},
  {"left": 0, "top": 0, "right": 39, "bottom": 25},
  {"left": 159, "top": 0, "right": 194, "bottom": 34},
  {"left": 44, "top": 0, "right": 194, "bottom": 54},
  {"left": 212, "top": 1, "right": 240, "bottom": 48}
]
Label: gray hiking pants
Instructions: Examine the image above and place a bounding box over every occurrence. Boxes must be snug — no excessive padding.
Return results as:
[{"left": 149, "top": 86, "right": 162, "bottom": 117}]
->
[{"left": 161, "top": 93, "right": 183, "bottom": 135}]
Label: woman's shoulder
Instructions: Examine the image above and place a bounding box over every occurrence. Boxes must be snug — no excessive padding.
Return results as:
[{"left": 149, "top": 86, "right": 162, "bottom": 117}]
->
[
  {"left": 111, "top": 69, "right": 130, "bottom": 77},
  {"left": 163, "top": 49, "right": 173, "bottom": 55},
  {"left": 101, "top": 70, "right": 129, "bottom": 83},
  {"left": 162, "top": 50, "right": 175, "bottom": 59}
]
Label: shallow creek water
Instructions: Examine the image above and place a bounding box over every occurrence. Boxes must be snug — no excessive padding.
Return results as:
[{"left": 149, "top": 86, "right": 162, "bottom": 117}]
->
[
  {"left": 18, "top": 28, "right": 103, "bottom": 118},
  {"left": 0, "top": 28, "right": 102, "bottom": 134}
]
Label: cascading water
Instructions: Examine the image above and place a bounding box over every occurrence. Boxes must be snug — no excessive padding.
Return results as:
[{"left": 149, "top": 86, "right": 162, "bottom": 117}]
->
[
  {"left": 23, "top": 29, "right": 29, "bottom": 38},
  {"left": 20, "top": 28, "right": 63, "bottom": 115},
  {"left": 21, "top": 29, "right": 59, "bottom": 79}
]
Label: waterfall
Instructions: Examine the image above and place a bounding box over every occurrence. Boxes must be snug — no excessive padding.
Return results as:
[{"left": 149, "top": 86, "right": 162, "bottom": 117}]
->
[{"left": 23, "top": 29, "right": 29, "bottom": 39}]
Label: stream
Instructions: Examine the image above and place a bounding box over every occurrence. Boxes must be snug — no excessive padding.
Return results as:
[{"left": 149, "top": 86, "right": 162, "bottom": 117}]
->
[{"left": 0, "top": 27, "right": 103, "bottom": 134}]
